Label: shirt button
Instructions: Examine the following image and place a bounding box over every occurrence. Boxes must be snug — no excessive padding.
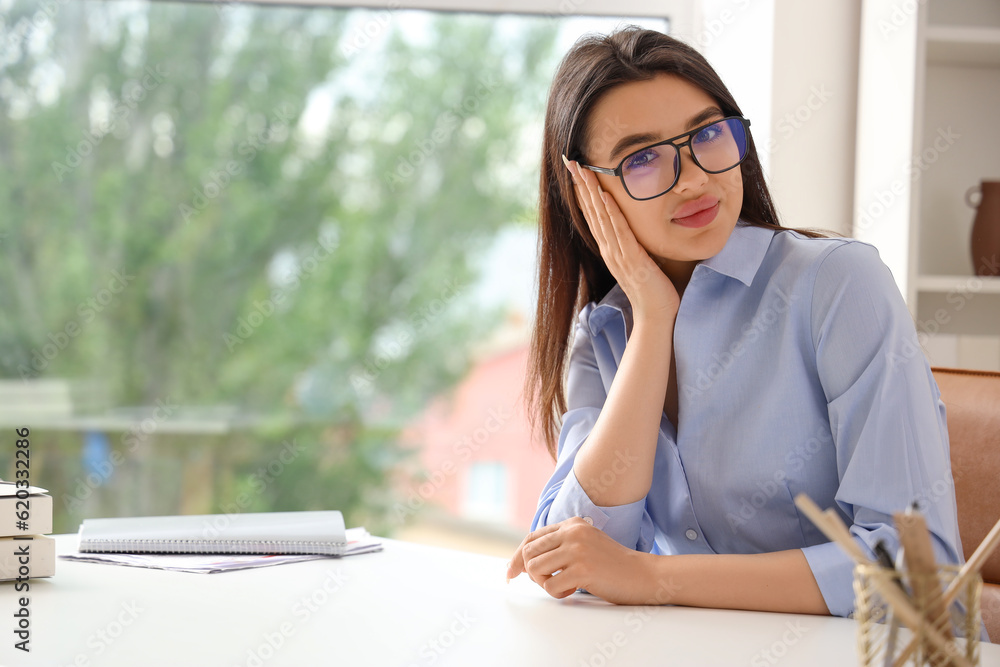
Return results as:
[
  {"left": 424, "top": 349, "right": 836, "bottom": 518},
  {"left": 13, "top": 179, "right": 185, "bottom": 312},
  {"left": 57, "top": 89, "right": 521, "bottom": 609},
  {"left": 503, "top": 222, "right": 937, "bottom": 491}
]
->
[
  {"left": 582, "top": 516, "right": 594, "bottom": 525},
  {"left": 685, "top": 529, "right": 698, "bottom": 541}
]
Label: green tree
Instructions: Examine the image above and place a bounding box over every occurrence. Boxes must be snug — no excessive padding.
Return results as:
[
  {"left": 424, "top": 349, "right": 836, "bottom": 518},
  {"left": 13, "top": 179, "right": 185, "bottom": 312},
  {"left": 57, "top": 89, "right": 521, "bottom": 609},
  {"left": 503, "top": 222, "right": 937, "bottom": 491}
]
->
[{"left": 0, "top": 2, "right": 557, "bottom": 532}]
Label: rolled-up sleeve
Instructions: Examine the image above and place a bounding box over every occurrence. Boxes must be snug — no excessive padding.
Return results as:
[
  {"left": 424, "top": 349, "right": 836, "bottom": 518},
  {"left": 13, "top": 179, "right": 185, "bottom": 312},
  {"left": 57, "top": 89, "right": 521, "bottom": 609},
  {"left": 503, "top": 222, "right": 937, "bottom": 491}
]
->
[
  {"left": 531, "top": 311, "right": 649, "bottom": 550},
  {"left": 804, "top": 241, "right": 964, "bottom": 616},
  {"left": 533, "top": 407, "right": 649, "bottom": 548}
]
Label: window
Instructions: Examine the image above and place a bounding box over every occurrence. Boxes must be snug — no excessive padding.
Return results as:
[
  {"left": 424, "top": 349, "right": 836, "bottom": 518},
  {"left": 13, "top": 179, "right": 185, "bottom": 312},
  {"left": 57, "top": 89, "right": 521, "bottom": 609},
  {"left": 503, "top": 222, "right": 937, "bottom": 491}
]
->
[
  {"left": 463, "top": 461, "right": 509, "bottom": 523},
  {"left": 0, "top": 0, "right": 666, "bottom": 550}
]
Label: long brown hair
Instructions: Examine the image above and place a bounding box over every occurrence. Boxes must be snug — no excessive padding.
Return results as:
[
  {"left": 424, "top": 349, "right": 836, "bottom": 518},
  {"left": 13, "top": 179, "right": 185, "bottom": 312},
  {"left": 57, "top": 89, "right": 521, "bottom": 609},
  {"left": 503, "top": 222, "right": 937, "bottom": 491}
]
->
[{"left": 526, "top": 26, "right": 822, "bottom": 459}]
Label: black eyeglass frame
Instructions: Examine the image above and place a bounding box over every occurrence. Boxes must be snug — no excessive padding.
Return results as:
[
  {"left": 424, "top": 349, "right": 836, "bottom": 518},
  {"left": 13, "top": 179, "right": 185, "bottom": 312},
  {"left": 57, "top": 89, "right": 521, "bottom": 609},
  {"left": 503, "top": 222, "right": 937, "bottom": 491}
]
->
[{"left": 578, "top": 116, "right": 752, "bottom": 202}]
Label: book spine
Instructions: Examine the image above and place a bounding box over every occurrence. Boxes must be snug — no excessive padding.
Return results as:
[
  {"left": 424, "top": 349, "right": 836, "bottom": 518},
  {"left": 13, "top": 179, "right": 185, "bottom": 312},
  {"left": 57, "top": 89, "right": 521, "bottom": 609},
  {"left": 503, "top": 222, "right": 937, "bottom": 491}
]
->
[
  {"left": 0, "top": 535, "right": 56, "bottom": 580},
  {"left": 0, "top": 495, "right": 54, "bottom": 537}
]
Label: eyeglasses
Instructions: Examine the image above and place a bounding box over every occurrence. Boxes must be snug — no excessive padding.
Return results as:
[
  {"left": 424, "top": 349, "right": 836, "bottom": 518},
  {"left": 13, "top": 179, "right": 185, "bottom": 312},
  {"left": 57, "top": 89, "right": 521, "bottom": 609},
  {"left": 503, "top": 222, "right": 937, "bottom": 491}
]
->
[{"left": 580, "top": 116, "right": 751, "bottom": 201}]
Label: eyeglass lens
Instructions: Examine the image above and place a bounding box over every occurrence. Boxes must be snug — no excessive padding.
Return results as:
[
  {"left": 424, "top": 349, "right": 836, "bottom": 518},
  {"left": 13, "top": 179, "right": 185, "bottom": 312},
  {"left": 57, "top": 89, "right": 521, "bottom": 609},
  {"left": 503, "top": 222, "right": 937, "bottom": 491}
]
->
[{"left": 621, "top": 118, "right": 748, "bottom": 200}]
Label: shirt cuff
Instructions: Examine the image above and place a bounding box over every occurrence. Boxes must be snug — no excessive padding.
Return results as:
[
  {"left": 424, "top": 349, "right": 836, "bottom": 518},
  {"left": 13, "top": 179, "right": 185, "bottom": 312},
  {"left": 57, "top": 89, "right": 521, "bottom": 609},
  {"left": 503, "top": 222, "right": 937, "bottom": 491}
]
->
[
  {"left": 800, "top": 540, "right": 858, "bottom": 617},
  {"left": 547, "top": 468, "right": 647, "bottom": 550}
]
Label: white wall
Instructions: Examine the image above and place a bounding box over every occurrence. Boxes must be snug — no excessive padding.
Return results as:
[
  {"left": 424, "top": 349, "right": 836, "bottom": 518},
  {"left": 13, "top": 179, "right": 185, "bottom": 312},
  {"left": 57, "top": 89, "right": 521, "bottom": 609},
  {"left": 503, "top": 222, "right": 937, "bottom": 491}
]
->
[
  {"left": 676, "top": 0, "right": 776, "bottom": 177},
  {"left": 769, "top": 0, "right": 860, "bottom": 237},
  {"left": 683, "top": 0, "right": 861, "bottom": 237}
]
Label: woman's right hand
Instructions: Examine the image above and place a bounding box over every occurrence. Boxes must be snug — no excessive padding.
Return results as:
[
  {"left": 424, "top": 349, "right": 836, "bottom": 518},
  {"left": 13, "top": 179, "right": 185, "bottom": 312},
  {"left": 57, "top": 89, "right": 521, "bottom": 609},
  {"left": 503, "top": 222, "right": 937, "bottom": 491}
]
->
[
  {"left": 564, "top": 156, "right": 680, "bottom": 323},
  {"left": 507, "top": 517, "right": 662, "bottom": 605}
]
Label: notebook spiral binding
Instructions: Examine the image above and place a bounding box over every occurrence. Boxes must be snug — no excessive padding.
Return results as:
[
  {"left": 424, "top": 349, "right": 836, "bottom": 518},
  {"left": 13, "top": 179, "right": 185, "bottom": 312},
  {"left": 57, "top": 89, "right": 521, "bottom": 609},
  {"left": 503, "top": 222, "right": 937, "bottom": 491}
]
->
[{"left": 79, "top": 539, "right": 346, "bottom": 555}]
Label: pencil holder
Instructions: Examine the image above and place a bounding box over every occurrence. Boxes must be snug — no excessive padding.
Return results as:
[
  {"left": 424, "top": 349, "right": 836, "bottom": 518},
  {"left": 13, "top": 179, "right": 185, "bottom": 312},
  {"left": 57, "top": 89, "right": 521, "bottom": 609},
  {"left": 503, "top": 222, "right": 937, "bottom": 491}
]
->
[{"left": 853, "top": 563, "right": 982, "bottom": 667}]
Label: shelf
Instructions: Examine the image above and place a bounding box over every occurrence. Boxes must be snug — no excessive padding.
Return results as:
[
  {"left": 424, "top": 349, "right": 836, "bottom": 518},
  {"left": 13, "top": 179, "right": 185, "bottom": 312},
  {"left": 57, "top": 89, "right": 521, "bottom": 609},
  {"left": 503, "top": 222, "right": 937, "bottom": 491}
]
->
[
  {"left": 916, "top": 274, "right": 1000, "bottom": 294},
  {"left": 926, "top": 25, "right": 1000, "bottom": 66}
]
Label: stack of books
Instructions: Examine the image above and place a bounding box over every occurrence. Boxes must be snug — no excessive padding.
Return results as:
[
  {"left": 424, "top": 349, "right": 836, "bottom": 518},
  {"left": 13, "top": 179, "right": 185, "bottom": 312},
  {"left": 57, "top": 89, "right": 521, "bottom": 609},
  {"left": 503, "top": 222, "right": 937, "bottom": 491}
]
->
[{"left": 1, "top": 482, "right": 55, "bottom": 581}]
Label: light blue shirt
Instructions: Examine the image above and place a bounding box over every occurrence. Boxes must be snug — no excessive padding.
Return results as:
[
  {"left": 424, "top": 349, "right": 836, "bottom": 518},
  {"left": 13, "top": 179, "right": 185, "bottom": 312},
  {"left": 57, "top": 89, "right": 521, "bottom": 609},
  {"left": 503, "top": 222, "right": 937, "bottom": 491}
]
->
[{"left": 532, "top": 222, "right": 965, "bottom": 617}]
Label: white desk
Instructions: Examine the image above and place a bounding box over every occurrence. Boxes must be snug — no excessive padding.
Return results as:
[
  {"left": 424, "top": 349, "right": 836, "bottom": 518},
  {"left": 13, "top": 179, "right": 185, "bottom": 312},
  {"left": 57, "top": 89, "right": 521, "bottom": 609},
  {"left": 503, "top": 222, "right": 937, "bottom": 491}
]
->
[{"left": 3, "top": 535, "right": 998, "bottom": 667}]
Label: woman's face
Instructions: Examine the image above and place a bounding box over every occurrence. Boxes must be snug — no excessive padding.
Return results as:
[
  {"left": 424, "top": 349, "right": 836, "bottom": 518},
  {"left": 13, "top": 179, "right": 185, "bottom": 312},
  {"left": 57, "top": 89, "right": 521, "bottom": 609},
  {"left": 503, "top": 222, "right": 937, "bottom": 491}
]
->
[{"left": 581, "top": 74, "right": 744, "bottom": 274}]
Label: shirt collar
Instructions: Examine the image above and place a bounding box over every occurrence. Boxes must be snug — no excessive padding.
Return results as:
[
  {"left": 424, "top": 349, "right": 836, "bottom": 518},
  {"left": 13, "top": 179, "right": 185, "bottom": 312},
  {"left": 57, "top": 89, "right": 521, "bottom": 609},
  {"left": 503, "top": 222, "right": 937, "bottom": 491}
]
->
[
  {"left": 699, "top": 222, "right": 775, "bottom": 287},
  {"left": 586, "top": 222, "right": 775, "bottom": 337},
  {"left": 588, "top": 283, "right": 631, "bottom": 337}
]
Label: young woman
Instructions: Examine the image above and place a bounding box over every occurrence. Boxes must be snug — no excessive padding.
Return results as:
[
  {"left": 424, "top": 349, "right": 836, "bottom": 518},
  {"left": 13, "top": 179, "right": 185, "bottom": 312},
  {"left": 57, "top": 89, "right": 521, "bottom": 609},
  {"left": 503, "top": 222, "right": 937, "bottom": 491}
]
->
[{"left": 506, "top": 26, "right": 964, "bottom": 617}]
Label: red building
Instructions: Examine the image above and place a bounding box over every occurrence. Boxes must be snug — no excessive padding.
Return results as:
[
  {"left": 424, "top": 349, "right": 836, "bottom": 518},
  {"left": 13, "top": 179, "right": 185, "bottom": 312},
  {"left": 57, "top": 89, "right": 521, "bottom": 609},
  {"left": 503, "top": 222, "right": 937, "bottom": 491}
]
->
[{"left": 399, "top": 340, "right": 556, "bottom": 542}]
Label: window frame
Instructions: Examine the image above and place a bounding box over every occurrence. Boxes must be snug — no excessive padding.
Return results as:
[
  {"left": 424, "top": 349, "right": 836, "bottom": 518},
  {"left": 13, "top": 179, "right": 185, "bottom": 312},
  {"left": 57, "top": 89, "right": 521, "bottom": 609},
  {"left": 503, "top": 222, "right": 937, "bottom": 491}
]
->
[{"left": 179, "top": 0, "right": 683, "bottom": 32}]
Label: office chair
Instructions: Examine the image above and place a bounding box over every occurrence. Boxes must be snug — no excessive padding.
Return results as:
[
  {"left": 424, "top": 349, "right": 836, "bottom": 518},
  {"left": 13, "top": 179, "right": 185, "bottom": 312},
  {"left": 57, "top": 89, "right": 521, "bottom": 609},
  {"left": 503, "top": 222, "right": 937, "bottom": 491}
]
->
[{"left": 933, "top": 366, "right": 1000, "bottom": 642}]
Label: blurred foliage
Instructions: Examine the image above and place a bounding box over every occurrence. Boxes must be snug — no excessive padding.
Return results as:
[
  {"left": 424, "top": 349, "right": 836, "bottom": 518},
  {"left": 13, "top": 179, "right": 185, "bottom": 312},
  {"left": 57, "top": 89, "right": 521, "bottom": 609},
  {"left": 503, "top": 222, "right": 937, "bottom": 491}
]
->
[{"left": 0, "top": 1, "right": 558, "bottom": 532}]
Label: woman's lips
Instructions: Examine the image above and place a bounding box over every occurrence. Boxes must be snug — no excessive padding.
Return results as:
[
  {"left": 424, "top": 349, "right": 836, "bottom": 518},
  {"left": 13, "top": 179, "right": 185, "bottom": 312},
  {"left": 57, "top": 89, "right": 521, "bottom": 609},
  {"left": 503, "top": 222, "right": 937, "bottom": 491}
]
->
[{"left": 672, "top": 196, "right": 720, "bottom": 228}]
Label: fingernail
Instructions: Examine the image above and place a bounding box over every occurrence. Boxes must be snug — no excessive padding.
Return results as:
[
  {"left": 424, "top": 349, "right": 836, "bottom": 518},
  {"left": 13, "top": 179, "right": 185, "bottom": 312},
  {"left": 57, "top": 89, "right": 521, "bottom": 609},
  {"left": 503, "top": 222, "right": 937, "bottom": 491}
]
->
[{"left": 561, "top": 154, "right": 572, "bottom": 171}]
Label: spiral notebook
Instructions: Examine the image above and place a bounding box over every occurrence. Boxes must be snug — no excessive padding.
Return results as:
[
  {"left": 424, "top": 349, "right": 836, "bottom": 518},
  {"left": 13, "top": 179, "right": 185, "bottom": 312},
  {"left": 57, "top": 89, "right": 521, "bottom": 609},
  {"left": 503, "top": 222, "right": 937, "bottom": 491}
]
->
[{"left": 77, "top": 511, "right": 350, "bottom": 556}]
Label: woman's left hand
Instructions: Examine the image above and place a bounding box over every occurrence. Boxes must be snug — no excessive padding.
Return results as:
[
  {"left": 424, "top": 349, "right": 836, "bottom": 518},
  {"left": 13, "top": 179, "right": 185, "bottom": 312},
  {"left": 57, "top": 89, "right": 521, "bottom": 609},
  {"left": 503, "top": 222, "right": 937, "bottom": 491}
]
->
[{"left": 506, "top": 517, "right": 656, "bottom": 605}]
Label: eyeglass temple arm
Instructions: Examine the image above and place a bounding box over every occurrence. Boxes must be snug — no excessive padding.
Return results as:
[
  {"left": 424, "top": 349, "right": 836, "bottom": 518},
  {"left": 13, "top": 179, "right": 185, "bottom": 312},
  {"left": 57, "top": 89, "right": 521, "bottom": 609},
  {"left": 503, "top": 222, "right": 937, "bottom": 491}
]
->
[{"left": 579, "top": 164, "right": 616, "bottom": 176}]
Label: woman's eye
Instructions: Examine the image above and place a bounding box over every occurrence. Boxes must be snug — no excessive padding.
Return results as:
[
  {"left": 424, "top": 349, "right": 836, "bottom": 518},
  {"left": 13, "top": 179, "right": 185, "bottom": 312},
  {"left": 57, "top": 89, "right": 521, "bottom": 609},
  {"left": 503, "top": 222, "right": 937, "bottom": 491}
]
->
[
  {"left": 625, "top": 148, "right": 659, "bottom": 171},
  {"left": 694, "top": 124, "right": 723, "bottom": 144}
]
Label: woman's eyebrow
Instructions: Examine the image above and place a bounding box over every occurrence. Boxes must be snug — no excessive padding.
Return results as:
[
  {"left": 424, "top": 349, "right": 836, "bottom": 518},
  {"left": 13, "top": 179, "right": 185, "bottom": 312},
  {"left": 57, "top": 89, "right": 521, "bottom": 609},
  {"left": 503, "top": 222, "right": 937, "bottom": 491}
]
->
[
  {"left": 606, "top": 106, "right": 726, "bottom": 164},
  {"left": 686, "top": 106, "right": 725, "bottom": 131},
  {"left": 608, "top": 132, "right": 661, "bottom": 164}
]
